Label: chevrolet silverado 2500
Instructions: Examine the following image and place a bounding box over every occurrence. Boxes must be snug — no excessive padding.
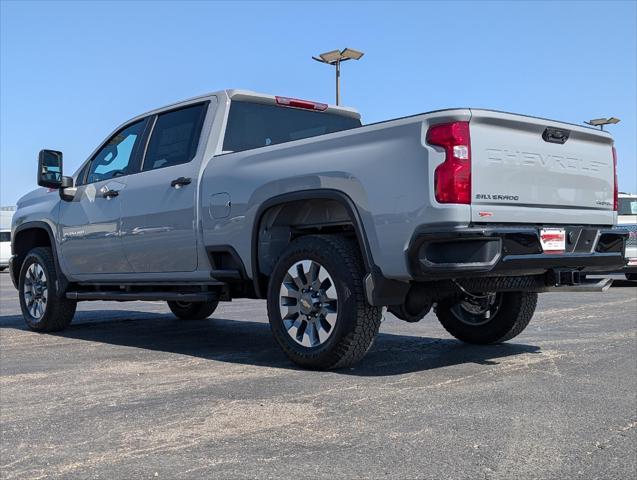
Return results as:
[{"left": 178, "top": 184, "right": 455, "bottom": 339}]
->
[{"left": 10, "top": 90, "right": 627, "bottom": 369}]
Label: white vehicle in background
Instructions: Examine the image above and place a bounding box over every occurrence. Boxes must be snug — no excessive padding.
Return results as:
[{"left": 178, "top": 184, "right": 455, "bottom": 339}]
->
[
  {"left": 0, "top": 230, "right": 10, "bottom": 271},
  {"left": 617, "top": 192, "right": 637, "bottom": 281},
  {"left": 0, "top": 207, "right": 15, "bottom": 271}
]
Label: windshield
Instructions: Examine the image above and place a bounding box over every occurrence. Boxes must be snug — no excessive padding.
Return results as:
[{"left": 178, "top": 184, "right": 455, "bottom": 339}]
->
[
  {"left": 223, "top": 101, "right": 361, "bottom": 153},
  {"left": 618, "top": 197, "right": 637, "bottom": 216}
]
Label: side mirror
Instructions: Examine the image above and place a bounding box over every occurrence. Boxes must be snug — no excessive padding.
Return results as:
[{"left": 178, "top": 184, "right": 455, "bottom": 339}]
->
[{"left": 38, "top": 149, "right": 72, "bottom": 189}]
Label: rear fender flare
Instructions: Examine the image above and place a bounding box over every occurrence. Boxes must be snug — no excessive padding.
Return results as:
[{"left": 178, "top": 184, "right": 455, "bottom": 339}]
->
[{"left": 250, "top": 189, "right": 375, "bottom": 298}]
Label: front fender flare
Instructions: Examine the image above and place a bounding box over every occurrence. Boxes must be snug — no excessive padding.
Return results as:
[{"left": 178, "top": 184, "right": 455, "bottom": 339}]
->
[{"left": 12, "top": 221, "right": 69, "bottom": 296}]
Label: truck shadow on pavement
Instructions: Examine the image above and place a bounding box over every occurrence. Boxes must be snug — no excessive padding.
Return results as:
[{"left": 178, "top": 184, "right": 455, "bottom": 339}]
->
[
  {"left": 609, "top": 279, "right": 637, "bottom": 287},
  {"left": 0, "top": 312, "right": 541, "bottom": 377}
]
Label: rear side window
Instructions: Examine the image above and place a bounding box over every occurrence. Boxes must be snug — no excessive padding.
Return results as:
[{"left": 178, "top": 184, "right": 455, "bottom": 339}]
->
[
  {"left": 142, "top": 103, "right": 206, "bottom": 171},
  {"left": 0, "top": 231, "right": 10, "bottom": 242},
  {"left": 223, "top": 101, "right": 361, "bottom": 153}
]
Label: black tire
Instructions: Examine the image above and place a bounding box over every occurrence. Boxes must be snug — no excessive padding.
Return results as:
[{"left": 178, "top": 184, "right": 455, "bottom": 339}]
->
[
  {"left": 626, "top": 273, "right": 637, "bottom": 282},
  {"left": 167, "top": 300, "right": 218, "bottom": 320},
  {"left": 435, "top": 291, "right": 537, "bottom": 344},
  {"left": 267, "top": 235, "right": 382, "bottom": 370},
  {"left": 18, "top": 247, "right": 76, "bottom": 332}
]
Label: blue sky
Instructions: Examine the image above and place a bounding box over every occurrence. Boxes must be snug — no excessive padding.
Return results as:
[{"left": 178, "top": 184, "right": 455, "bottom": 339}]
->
[{"left": 1, "top": 0, "right": 635, "bottom": 205}]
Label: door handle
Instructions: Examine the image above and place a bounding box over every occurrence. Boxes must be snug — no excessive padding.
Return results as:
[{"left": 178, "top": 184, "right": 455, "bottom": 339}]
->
[
  {"left": 102, "top": 189, "right": 119, "bottom": 199},
  {"left": 171, "top": 176, "right": 192, "bottom": 188}
]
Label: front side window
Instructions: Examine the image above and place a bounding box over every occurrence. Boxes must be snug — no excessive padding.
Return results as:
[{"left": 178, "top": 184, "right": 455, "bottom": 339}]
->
[
  {"left": 75, "top": 161, "right": 90, "bottom": 187},
  {"left": 85, "top": 119, "right": 146, "bottom": 184},
  {"left": 142, "top": 104, "right": 206, "bottom": 171}
]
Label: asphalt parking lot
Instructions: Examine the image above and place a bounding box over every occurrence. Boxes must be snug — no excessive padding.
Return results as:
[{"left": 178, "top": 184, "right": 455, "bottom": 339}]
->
[{"left": 1, "top": 272, "right": 635, "bottom": 480}]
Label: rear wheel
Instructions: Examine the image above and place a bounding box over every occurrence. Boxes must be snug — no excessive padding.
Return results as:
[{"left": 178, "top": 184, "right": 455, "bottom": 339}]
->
[
  {"left": 167, "top": 300, "right": 218, "bottom": 320},
  {"left": 267, "top": 235, "right": 382, "bottom": 370},
  {"left": 19, "top": 247, "right": 76, "bottom": 332},
  {"left": 435, "top": 291, "right": 537, "bottom": 344}
]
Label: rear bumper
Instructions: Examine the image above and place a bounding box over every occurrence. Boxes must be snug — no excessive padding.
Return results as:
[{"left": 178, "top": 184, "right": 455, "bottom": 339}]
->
[{"left": 408, "top": 225, "right": 627, "bottom": 280}]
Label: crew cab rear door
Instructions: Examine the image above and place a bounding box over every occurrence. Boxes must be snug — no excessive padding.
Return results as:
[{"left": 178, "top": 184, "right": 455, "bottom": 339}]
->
[{"left": 469, "top": 110, "right": 616, "bottom": 225}]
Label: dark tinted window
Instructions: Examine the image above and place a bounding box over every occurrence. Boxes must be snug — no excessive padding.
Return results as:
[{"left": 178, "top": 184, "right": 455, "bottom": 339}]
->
[
  {"left": 142, "top": 104, "right": 206, "bottom": 171},
  {"left": 223, "top": 101, "right": 361, "bottom": 153},
  {"left": 0, "top": 231, "right": 10, "bottom": 242},
  {"left": 85, "top": 120, "right": 146, "bottom": 184},
  {"left": 618, "top": 197, "right": 637, "bottom": 215}
]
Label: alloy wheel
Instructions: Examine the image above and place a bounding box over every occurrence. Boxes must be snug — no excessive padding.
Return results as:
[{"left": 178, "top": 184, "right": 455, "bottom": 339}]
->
[
  {"left": 23, "top": 262, "right": 48, "bottom": 320},
  {"left": 278, "top": 260, "right": 338, "bottom": 348},
  {"left": 452, "top": 292, "right": 502, "bottom": 326}
]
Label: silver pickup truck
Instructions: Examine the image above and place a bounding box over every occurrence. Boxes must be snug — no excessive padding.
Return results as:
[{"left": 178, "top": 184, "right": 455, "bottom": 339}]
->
[{"left": 10, "top": 89, "right": 627, "bottom": 369}]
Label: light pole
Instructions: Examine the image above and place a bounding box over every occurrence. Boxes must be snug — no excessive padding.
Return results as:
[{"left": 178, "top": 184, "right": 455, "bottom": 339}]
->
[
  {"left": 585, "top": 117, "right": 621, "bottom": 131},
  {"left": 312, "top": 48, "right": 364, "bottom": 105}
]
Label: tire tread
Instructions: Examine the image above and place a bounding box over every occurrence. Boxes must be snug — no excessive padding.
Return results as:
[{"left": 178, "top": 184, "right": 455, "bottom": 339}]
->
[
  {"left": 435, "top": 291, "right": 537, "bottom": 344},
  {"left": 167, "top": 300, "right": 218, "bottom": 320}
]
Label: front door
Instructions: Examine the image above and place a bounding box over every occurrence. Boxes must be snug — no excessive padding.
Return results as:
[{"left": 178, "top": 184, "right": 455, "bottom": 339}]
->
[
  {"left": 120, "top": 102, "right": 210, "bottom": 273},
  {"left": 59, "top": 119, "right": 147, "bottom": 275}
]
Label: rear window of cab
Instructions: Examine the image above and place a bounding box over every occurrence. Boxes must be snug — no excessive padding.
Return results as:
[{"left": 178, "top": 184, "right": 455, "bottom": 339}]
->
[{"left": 223, "top": 101, "right": 361, "bottom": 153}]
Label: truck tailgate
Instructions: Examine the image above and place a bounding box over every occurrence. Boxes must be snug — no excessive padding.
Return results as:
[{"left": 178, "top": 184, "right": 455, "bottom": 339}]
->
[{"left": 469, "top": 110, "right": 615, "bottom": 225}]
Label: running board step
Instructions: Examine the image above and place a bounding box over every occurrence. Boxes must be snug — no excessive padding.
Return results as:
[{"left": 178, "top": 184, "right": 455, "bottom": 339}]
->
[
  {"left": 210, "top": 269, "right": 242, "bottom": 281},
  {"left": 66, "top": 291, "right": 218, "bottom": 302}
]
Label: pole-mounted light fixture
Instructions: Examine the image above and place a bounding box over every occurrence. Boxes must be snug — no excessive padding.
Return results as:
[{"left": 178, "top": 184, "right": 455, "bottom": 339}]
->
[
  {"left": 312, "top": 48, "right": 364, "bottom": 105},
  {"left": 585, "top": 117, "right": 621, "bottom": 131}
]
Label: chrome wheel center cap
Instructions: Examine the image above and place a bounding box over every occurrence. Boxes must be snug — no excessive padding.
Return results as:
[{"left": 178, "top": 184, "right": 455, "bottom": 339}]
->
[{"left": 299, "top": 292, "right": 319, "bottom": 315}]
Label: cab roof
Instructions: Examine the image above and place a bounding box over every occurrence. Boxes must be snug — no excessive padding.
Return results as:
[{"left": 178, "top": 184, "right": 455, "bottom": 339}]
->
[{"left": 138, "top": 89, "right": 361, "bottom": 121}]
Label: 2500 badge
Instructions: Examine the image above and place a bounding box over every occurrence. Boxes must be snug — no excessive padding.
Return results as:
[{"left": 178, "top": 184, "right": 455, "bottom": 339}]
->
[{"left": 475, "top": 193, "right": 520, "bottom": 201}]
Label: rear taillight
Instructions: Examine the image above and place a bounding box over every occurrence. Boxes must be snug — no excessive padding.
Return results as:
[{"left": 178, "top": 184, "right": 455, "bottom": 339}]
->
[
  {"left": 612, "top": 146, "right": 618, "bottom": 211},
  {"left": 426, "top": 121, "right": 472, "bottom": 204},
  {"left": 275, "top": 96, "right": 328, "bottom": 111}
]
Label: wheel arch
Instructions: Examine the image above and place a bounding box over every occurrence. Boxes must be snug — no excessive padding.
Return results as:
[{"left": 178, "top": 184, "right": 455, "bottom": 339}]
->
[
  {"left": 12, "top": 222, "right": 68, "bottom": 295},
  {"left": 251, "top": 189, "right": 375, "bottom": 298}
]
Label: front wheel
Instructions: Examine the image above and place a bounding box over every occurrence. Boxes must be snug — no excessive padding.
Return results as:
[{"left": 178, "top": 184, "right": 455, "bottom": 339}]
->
[
  {"left": 626, "top": 273, "right": 637, "bottom": 282},
  {"left": 435, "top": 291, "right": 537, "bottom": 344},
  {"left": 19, "top": 247, "right": 76, "bottom": 332},
  {"left": 167, "top": 300, "right": 218, "bottom": 320},
  {"left": 267, "top": 235, "right": 382, "bottom": 370}
]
